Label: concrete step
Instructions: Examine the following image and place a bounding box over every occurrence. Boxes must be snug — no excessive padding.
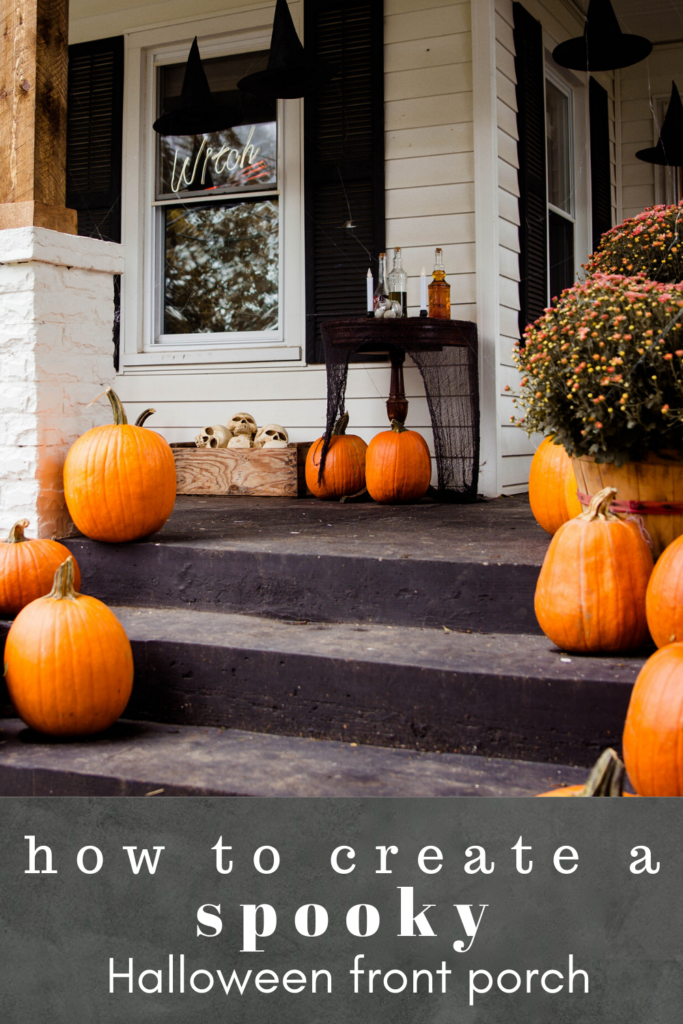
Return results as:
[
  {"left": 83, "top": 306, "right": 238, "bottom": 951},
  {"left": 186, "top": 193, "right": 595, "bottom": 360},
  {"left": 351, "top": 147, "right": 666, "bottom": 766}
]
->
[
  {"left": 0, "top": 717, "right": 589, "bottom": 797},
  {"left": 60, "top": 494, "right": 550, "bottom": 635},
  {"left": 1, "top": 605, "right": 646, "bottom": 766}
]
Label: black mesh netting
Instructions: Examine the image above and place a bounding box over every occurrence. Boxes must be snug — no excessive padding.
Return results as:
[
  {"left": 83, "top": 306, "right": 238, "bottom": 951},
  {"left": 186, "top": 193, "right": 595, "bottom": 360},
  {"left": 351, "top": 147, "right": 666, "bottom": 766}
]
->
[{"left": 320, "top": 318, "right": 480, "bottom": 500}]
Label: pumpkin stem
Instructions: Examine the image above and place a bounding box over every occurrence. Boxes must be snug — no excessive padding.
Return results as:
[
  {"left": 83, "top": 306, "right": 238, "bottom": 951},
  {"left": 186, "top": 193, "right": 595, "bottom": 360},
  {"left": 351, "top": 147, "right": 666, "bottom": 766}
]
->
[
  {"left": 390, "top": 417, "right": 408, "bottom": 433},
  {"left": 332, "top": 412, "right": 349, "bottom": 436},
  {"left": 578, "top": 748, "right": 626, "bottom": 796},
  {"left": 577, "top": 486, "right": 619, "bottom": 523},
  {"left": 47, "top": 557, "right": 80, "bottom": 601},
  {"left": 105, "top": 386, "right": 128, "bottom": 426},
  {"left": 6, "top": 519, "right": 30, "bottom": 543},
  {"left": 135, "top": 408, "right": 156, "bottom": 427}
]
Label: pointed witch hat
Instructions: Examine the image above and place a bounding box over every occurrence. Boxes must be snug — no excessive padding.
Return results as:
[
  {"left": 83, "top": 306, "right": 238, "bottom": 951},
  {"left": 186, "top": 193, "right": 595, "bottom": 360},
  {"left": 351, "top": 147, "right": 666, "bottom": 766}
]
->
[
  {"left": 637, "top": 82, "right": 683, "bottom": 167},
  {"left": 237, "top": 0, "right": 334, "bottom": 99},
  {"left": 552, "top": 0, "right": 652, "bottom": 72},
  {"left": 153, "top": 38, "right": 235, "bottom": 136}
]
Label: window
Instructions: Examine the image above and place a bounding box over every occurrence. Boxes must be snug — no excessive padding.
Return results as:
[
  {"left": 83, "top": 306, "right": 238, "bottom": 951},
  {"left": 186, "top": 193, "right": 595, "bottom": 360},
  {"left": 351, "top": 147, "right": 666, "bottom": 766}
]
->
[
  {"left": 545, "top": 74, "right": 575, "bottom": 303},
  {"left": 153, "top": 49, "right": 281, "bottom": 343}
]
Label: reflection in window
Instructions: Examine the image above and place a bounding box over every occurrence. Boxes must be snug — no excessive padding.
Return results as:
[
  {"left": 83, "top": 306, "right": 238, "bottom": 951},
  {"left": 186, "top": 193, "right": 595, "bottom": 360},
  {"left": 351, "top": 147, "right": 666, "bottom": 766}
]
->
[
  {"left": 155, "top": 49, "right": 279, "bottom": 340},
  {"left": 163, "top": 198, "right": 279, "bottom": 334},
  {"left": 546, "top": 79, "right": 572, "bottom": 215}
]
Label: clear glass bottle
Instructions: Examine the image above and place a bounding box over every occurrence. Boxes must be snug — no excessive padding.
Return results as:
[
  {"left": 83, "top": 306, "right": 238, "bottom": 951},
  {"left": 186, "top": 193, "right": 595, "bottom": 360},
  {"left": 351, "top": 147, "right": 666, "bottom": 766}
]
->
[
  {"left": 388, "top": 247, "right": 408, "bottom": 317},
  {"left": 428, "top": 248, "right": 451, "bottom": 320},
  {"left": 373, "top": 252, "right": 390, "bottom": 314}
]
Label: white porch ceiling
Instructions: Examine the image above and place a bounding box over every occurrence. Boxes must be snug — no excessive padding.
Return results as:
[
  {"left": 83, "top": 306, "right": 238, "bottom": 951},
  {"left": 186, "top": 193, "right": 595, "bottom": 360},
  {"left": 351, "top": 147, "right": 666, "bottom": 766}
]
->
[{"left": 575, "top": 0, "right": 683, "bottom": 44}]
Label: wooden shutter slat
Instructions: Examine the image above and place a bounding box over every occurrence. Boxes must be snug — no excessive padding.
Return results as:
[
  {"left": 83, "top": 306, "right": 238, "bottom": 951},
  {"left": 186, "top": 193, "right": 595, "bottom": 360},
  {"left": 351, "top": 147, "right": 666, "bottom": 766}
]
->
[
  {"left": 589, "top": 76, "right": 612, "bottom": 252},
  {"left": 304, "top": 0, "right": 385, "bottom": 363},
  {"left": 513, "top": 2, "right": 547, "bottom": 338}
]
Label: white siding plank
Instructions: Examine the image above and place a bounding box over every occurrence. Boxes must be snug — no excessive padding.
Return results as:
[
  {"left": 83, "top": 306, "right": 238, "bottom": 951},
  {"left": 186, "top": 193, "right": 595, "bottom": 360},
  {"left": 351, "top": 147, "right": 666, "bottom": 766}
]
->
[
  {"left": 385, "top": 92, "right": 473, "bottom": 131},
  {"left": 385, "top": 5, "right": 470, "bottom": 43},
  {"left": 385, "top": 62, "right": 472, "bottom": 102},
  {"left": 385, "top": 33, "right": 471, "bottom": 73},
  {"left": 386, "top": 152, "right": 474, "bottom": 188},
  {"left": 387, "top": 182, "right": 475, "bottom": 218},
  {"left": 386, "top": 122, "right": 473, "bottom": 159}
]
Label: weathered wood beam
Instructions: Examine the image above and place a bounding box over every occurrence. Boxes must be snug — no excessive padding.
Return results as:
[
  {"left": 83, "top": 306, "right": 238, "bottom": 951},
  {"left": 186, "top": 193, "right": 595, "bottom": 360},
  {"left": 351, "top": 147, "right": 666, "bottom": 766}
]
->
[{"left": 0, "top": 0, "right": 77, "bottom": 233}]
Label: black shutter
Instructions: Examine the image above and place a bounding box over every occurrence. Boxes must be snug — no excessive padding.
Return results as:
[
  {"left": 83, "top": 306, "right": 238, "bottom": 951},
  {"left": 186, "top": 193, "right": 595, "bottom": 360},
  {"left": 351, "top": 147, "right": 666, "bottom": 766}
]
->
[
  {"left": 66, "top": 36, "right": 124, "bottom": 368},
  {"left": 513, "top": 3, "right": 547, "bottom": 337},
  {"left": 589, "top": 76, "right": 612, "bottom": 252},
  {"left": 304, "top": 0, "right": 385, "bottom": 363}
]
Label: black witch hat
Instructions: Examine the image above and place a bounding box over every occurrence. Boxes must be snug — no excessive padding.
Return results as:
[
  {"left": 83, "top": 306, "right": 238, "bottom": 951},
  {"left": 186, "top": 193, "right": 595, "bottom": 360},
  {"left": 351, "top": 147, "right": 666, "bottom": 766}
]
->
[
  {"left": 637, "top": 82, "right": 683, "bottom": 167},
  {"left": 552, "top": 0, "right": 652, "bottom": 72},
  {"left": 153, "top": 38, "right": 235, "bottom": 136},
  {"left": 237, "top": 0, "right": 334, "bottom": 99}
]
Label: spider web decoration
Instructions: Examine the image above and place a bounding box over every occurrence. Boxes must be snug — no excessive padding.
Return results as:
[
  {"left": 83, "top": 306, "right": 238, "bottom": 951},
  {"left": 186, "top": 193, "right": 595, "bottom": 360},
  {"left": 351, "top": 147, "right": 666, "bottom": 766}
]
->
[{"left": 320, "top": 319, "right": 480, "bottom": 501}]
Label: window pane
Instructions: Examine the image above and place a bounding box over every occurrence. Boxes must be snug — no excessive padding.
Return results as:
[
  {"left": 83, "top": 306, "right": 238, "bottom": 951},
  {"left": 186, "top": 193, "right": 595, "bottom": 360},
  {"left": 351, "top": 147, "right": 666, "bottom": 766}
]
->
[
  {"left": 549, "top": 209, "right": 574, "bottom": 302},
  {"left": 163, "top": 198, "right": 279, "bottom": 335},
  {"left": 546, "top": 80, "right": 572, "bottom": 214},
  {"left": 157, "top": 51, "right": 276, "bottom": 199}
]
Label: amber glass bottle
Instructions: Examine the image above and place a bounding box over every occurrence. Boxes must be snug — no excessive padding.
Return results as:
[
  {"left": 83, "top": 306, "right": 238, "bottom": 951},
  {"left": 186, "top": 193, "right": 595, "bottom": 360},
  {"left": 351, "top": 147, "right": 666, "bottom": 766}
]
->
[{"left": 428, "top": 248, "right": 451, "bottom": 319}]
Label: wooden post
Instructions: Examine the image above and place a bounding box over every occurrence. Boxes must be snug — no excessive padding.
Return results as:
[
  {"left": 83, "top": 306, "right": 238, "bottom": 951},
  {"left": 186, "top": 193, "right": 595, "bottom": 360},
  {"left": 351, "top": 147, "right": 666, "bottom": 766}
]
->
[{"left": 0, "top": 0, "right": 77, "bottom": 233}]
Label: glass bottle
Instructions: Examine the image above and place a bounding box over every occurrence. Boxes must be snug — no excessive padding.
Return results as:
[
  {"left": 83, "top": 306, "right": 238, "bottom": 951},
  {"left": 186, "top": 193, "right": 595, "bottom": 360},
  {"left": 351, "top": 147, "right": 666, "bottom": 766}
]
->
[
  {"left": 373, "top": 252, "right": 390, "bottom": 313},
  {"left": 388, "top": 247, "right": 408, "bottom": 317},
  {"left": 428, "top": 248, "right": 451, "bottom": 320}
]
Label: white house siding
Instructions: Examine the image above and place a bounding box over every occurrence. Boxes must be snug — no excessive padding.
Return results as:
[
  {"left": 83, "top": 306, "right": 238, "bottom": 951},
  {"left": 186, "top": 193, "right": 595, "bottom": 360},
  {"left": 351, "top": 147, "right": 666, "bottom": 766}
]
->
[
  {"left": 619, "top": 42, "right": 683, "bottom": 221},
  {"left": 492, "top": 0, "right": 618, "bottom": 492},
  {"left": 68, "top": 0, "right": 474, "bottom": 487}
]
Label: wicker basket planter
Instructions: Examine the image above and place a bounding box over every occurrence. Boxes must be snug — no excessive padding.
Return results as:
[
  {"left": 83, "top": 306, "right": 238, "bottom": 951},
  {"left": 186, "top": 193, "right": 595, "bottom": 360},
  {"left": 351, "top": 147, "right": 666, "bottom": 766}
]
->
[{"left": 571, "top": 452, "right": 683, "bottom": 559}]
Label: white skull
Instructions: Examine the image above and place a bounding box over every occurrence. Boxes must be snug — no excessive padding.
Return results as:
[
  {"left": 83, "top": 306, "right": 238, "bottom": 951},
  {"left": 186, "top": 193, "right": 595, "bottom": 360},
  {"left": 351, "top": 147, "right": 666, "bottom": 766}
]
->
[
  {"left": 227, "top": 434, "right": 253, "bottom": 449},
  {"left": 199, "top": 425, "right": 232, "bottom": 448},
  {"left": 226, "top": 412, "right": 258, "bottom": 438},
  {"left": 254, "top": 423, "right": 289, "bottom": 449}
]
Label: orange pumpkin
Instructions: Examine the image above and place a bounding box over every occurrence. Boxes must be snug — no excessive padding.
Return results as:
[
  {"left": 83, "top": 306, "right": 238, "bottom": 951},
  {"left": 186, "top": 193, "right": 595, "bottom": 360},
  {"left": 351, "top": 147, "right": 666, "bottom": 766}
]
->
[
  {"left": 645, "top": 533, "right": 683, "bottom": 647},
  {"left": 623, "top": 643, "right": 683, "bottom": 796},
  {"left": 529, "top": 436, "right": 582, "bottom": 535},
  {"left": 306, "top": 413, "right": 368, "bottom": 500},
  {"left": 0, "top": 519, "right": 81, "bottom": 617},
  {"left": 366, "top": 419, "right": 431, "bottom": 504},
  {"left": 535, "top": 487, "right": 654, "bottom": 652},
  {"left": 4, "top": 556, "right": 134, "bottom": 736},
  {"left": 537, "top": 749, "right": 635, "bottom": 796},
  {"left": 64, "top": 388, "right": 176, "bottom": 543}
]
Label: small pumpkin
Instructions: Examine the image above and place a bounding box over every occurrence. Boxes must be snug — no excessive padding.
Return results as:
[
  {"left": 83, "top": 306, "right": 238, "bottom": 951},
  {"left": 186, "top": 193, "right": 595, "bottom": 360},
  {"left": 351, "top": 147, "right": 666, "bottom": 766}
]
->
[
  {"left": 63, "top": 389, "right": 176, "bottom": 543},
  {"left": 366, "top": 419, "right": 431, "bottom": 504},
  {"left": 305, "top": 412, "right": 368, "bottom": 500},
  {"left": 529, "top": 436, "right": 582, "bottom": 535},
  {"left": 3, "top": 556, "right": 134, "bottom": 736},
  {"left": 0, "top": 520, "right": 81, "bottom": 618},
  {"left": 537, "top": 748, "right": 635, "bottom": 796},
  {"left": 645, "top": 533, "right": 683, "bottom": 647},
  {"left": 535, "top": 487, "right": 654, "bottom": 653},
  {"left": 623, "top": 642, "right": 683, "bottom": 796}
]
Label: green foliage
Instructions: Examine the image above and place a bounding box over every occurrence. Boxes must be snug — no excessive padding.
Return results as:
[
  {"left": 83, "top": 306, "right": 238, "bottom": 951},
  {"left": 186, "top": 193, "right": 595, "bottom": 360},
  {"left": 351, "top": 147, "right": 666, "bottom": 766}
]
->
[
  {"left": 511, "top": 273, "right": 683, "bottom": 464},
  {"left": 586, "top": 201, "right": 683, "bottom": 284}
]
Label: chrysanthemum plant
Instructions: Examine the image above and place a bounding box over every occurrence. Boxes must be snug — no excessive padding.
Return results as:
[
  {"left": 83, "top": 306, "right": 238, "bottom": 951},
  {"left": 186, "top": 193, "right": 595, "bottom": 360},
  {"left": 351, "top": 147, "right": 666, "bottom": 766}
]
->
[
  {"left": 511, "top": 274, "right": 683, "bottom": 465},
  {"left": 585, "top": 201, "right": 683, "bottom": 283}
]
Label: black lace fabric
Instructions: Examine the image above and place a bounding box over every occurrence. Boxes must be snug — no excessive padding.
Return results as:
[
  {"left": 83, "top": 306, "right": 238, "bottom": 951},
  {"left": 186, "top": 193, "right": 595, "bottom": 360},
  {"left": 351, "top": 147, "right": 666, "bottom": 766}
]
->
[{"left": 320, "top": 319, "right": 480, "bottom": 500}]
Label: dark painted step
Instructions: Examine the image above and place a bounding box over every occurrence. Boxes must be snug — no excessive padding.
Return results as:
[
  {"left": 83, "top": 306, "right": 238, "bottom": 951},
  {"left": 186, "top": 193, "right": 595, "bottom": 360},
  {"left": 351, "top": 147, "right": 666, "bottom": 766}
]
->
[
  {"left": 61, "top": 494, "right": 550, "bottom": 634},
  {"left": 1, "top": 606, "right": 646, "bottom": 767},
  {"left": 0, "top": 717, "right": 588, "bottom": 797}
]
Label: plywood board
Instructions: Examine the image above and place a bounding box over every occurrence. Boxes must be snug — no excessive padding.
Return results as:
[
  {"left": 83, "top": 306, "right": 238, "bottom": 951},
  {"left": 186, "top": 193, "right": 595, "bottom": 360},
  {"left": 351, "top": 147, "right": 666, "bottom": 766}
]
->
[{"left": 173, "top": 445, "right": 299, "bottom": 497}]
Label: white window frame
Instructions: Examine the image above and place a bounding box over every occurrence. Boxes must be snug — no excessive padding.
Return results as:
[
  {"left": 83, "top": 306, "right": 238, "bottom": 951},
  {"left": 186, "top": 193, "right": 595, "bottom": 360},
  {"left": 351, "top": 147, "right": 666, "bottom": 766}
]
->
[
  {"left": 119, "top": 10, "right": 306, "bottom": 373},
  {"left": 544, "top": 45, "right": 593, "bottom": 296}
]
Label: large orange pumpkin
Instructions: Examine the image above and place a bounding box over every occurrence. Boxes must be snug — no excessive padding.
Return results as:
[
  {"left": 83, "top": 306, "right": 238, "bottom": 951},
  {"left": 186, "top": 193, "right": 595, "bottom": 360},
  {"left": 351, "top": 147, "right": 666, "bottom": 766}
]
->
[
  {"left": 0, "top": 520, "right": 81, "bottom": 617},
  {"left": 4, "top": 556, "right": 134, "bottom": 736},
  {"left": 535, "top": 486, "right": 654, "bottom": 652},
  {"left": 529, "top": 436, "right": 582, "bottom": 534},
  {"left": 366, "top": 419, "right": 431, "bottom": 504},
  {"left": 645, "top": 533, "right": 683, "bottom": 647},
  {"left": 305, "top": 413, "right": 368, "bottom": 500},
  {"left": 623, "top": 643, "right": 683, "bottom": 796},
  {"left": 64, "top": 388, "right": 176, "bottom": 543}
]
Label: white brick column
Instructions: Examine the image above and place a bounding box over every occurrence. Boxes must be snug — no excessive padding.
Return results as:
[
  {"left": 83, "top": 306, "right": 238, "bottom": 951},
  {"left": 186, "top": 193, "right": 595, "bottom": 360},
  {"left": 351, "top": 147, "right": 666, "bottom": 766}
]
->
[{"left": 0, "top": 227, "right": 125, "bottom": 539}]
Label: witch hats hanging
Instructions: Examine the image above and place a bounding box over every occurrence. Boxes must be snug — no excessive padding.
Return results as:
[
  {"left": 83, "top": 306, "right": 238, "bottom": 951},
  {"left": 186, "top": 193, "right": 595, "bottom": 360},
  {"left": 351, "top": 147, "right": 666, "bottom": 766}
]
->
[
  {"left": 237, "top": 0, "right": 334, "bottom": 99},
  {"left": 552, "top": 0, "right": 652, "bottom": 72},
  {"left": 637, "top": 82, "right": 683, "bottom": 167},
  {"left": 153, "top": 37, "right": 234, "bottom": 136}
]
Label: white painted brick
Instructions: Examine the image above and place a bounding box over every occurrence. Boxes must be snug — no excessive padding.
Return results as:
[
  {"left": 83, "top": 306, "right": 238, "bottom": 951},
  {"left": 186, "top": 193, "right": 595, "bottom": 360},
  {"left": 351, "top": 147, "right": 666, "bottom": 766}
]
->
[{"left": 0, "top": 235, "right": 122, "bottom": 537}]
